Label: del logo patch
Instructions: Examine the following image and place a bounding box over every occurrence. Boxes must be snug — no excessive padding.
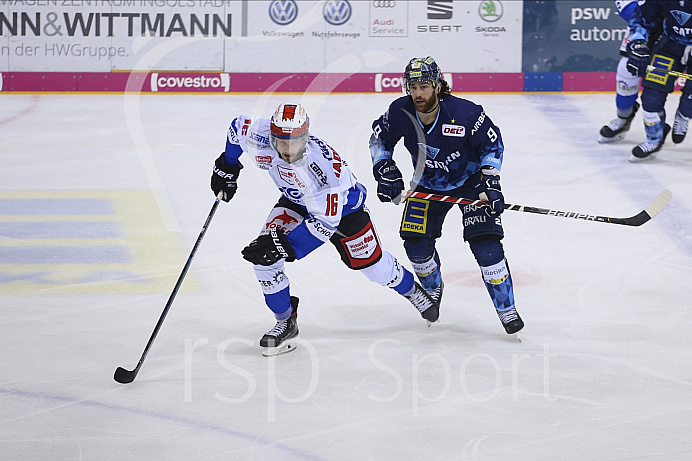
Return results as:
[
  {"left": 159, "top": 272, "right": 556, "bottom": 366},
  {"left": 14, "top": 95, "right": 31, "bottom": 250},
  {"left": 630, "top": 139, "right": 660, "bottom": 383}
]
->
[{"left": 442, "top": 124, "right": 465, "bottom": 137}]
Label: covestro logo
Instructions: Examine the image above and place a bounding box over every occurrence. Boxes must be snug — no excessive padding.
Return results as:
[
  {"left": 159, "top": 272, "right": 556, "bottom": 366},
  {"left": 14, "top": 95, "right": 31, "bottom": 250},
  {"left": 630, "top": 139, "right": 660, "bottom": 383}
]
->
[{"left": 150, "top": 73, "right": 230, "bottom": 92}]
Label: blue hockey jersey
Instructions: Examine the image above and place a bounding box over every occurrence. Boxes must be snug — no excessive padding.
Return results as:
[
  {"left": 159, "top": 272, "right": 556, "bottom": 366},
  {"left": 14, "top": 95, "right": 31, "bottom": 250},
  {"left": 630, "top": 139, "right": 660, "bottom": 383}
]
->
[
  {"left": 629, "top": 1, "right": 692, "bottom": 46},
  {"left": 370, "top": 94, "right": 504, "bottom": 191}
]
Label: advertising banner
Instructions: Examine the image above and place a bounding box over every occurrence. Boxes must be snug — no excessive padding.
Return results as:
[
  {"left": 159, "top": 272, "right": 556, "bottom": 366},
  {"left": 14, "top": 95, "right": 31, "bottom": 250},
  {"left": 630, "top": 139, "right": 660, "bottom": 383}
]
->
[
  {"left": 230, "top": 0, "right": 522, "bottom": 75},
  {"left": 522, "top": 0, "right": 627, "bottom": 73},
  {"left": 1, "top": 1, "right": 522, "bottom": 74},
  {"left": 0, "top": 1, "right": 240, "bottom": 72}
]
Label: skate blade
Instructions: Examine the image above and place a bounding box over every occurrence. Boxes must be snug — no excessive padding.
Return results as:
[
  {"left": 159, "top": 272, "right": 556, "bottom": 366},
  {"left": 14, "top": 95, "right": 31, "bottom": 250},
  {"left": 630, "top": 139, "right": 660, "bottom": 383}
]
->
[
  {"left": 262, "top": 342, "right": 297, "bottom": 357},
  {"left": 628, "top": 152, "right": 658, "bottom": 163},
  {"left": 598, "top": 133, "right": 626, "bottom": 144}
]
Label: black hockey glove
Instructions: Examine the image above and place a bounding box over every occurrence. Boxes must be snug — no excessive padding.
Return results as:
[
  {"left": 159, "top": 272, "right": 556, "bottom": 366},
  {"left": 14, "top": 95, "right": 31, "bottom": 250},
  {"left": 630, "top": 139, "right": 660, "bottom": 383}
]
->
[
  {"left": 242, "top": 228, "right": 297, "bottom": 266},
  {"left": 626, "top": 39, "right": 651, "bottom": 77},
  {"left": 475, "top": 168, "right": 504, "bottom": 216},
  {"left": 211, "top": 153, "right": 242, "bottom": 202},
  {"left": 373, "top": 159, "right": 404, "bottom": 204}
]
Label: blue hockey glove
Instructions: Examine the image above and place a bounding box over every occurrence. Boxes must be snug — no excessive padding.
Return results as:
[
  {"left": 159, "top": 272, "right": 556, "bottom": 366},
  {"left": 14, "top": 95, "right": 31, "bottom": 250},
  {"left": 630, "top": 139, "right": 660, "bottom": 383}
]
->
[
  {"left": 373, "top": 159, "right": 404, "bottom": 204},
  {"left": 242, "top": 228, "right": 297, "bottom": 266},
  {"left": 475, "top": 168, "right": 504, "bottom": 215},
  {"left": 211, "top": 153, "right": 242, "bottom": 202},
  {"left": 626, "top": 39, "right": 651, "bottom": 77}
]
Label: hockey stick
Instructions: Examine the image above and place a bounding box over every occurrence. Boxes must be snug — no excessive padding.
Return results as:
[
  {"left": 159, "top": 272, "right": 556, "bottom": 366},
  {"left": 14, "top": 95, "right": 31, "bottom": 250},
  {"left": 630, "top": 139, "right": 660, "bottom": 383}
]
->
[
  {"left": 406, "top": 189, "right": 672, "bottom": 227},
  {"left": 114, "top": 192, "right": 223, "bottom": 384},
  {"left": 646, "top": 65, "right": 692, "bottom": 80}
]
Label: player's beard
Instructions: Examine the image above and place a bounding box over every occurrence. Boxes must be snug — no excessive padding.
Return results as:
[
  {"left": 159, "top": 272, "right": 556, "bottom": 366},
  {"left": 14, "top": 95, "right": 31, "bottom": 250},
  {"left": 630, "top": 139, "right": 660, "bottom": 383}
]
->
[{"left": 414, "top": 92, "right": 438, "bottom": 113}]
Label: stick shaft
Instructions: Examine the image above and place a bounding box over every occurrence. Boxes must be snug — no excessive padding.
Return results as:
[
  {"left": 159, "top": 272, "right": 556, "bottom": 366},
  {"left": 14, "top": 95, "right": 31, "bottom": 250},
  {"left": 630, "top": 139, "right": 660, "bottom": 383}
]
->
[
  {"left": 114, "top": 193, "right": 223, "bottom": 383},
  {"left": 405, "top": 189, "right": 672, "bottom": 227}
]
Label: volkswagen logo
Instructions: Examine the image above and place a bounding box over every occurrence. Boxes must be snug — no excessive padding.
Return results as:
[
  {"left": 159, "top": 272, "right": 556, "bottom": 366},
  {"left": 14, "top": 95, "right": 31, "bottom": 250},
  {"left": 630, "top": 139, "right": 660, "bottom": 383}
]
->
[
  {"left": 269, "top": 0, "right": 299, "bottom": 26},
  {"left": 323, "top": 0, "right": 352, "bottom": 26},
  {"left": 372, "top": 0, "right": 396, "bottom": 7}
]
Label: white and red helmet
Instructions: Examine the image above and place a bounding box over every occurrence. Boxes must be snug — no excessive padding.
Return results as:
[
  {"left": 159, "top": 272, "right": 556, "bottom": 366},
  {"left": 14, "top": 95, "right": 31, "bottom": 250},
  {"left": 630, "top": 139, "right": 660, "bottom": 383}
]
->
[{"left": 270, "top": 103, "right": 310, "bottom": 155}]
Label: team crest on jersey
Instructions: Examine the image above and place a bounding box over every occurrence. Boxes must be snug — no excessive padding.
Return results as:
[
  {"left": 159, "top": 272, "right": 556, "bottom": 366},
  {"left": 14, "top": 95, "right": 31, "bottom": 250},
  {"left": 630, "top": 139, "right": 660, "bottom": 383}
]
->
[
  {"left": 278, "top": 164, "right": 295, "bottom": 185},
  {"left": 417, "top": 143, "right": 441, "bottom": 159},
  {"left": 671, "top": 10, "right": 691, "bottom": 25},
  {"left": 277, "top": 165, "right": 306, "bottom": 189},
  {"left": 442, "top": 124, "right": 465, "bottom": 137},
  {"left": 256, "top": 155, "right": 272, "bottom": 170}
]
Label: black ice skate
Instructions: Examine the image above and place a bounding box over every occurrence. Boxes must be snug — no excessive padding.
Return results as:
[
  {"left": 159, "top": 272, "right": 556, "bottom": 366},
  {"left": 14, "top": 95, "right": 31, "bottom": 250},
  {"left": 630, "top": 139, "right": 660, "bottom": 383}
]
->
[
  {"left": 405, "top": 282, "right": 440, "bottom": 325},
  {"left": 630, "top": 123, "right": 671, "bottom": 162},
  {"left": 427, "top": 280, "right": 444, "bottom": 306},
  {"left": 260, "top": 296, "right": 299, "bottom": 356},
  {"left": 672, "top": 110, "right": 689, "bottom": 144},
  {"left": 598, "top": 102, "right": 639, "bottom": 143},
  {"left": 497, "top": 306, "right": 524, "bottom": 335}
]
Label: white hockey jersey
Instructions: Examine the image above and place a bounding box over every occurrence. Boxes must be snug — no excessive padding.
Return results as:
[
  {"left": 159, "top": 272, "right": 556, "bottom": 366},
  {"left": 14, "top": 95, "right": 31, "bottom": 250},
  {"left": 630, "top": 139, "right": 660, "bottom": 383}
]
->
[{"left": 224, "top": 114, "right": 366, "bottom": 256}]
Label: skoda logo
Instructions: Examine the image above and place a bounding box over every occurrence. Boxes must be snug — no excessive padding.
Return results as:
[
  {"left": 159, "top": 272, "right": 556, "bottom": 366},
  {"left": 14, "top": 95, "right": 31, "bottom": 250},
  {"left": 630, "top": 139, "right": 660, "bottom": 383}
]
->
[
  {"left": 479, "top": 0, "right": 503, "bottom": 22},
  {"left": 323, "top": 0, "right": 352, "bottom": 26},
  {"left": 372, "top": 0, "right": 396, "bottom": 7},
  {"left": 269, "top": 0, "right": 299, "bottom": 26}
]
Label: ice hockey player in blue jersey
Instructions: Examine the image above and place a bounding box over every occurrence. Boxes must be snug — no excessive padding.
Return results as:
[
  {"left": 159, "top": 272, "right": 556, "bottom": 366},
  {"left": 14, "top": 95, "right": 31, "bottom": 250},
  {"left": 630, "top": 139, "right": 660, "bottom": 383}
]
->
[
  {"left": 369, "top": 57, "right": 523, "bottom": 335},
  {"left": 626, "top": 0, "right": 692, "bottom": 161},
  {"left": 210, "top": 103, "right": 440, "bottom": 356}
]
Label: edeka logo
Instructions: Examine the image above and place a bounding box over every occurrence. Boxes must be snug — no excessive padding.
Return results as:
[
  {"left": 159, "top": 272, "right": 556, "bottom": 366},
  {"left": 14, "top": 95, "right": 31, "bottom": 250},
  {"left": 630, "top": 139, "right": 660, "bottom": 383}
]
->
[
  {"left": 150, "top": 73, "right": 230, "bottom": 92},
  {"left": 374, "top": 74, "right": 404, "bottom": 92},
  {"left": 479, "top": 0, "right": 503, "bottom": 22},
  {"left": 269, "top": 0, "right": 299, "bottom": 26},
  {"left": 323, "top": 0, "right": 352, "bottom": 26}
]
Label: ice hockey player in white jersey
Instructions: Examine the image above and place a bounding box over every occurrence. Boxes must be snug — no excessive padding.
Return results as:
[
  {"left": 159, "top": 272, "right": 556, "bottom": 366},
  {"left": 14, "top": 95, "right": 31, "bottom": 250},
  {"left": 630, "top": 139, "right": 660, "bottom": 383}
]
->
[
  {"left": 210, "top": 103, "right": 439, "bottom": 356},
  {"left": 598, "top": 0, "right": 644, "bottom": 143}
]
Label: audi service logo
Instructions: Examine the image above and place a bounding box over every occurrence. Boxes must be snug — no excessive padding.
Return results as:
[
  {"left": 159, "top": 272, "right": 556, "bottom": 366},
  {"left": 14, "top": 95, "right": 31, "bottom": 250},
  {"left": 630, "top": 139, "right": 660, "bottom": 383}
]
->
[
  {"left": 427, "top": 0, "right": 453, "bottom": 20},
  {"left": 374, "top": 74, "right": 404, "bottom": 92},
  {"left": 150, "top": 73, "right": 230, "bottom": 92},
  {"left": 269, "top": 0, "right": 299, "bottom": 26},
  {"left": 323, "top": 0, "right": 352, "bottom": 26},
  {"left": 369, "top": 0, "right": 407, "bottom": 37},
  {"left": 479, "top": 0, "right": 503, "bottom": 22}
]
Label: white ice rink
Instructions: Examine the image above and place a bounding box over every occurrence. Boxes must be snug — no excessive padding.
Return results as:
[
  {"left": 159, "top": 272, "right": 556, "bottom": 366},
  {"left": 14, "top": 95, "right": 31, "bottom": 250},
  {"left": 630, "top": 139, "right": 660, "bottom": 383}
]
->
[{"left": 1, "top": 91, "right": 691, "bottom": 460}]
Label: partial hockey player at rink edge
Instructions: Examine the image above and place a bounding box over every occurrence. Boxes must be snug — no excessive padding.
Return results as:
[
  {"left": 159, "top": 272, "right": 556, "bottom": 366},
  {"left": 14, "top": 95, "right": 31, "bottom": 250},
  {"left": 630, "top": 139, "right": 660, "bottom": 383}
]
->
[
  {"left": 625, "top": 0, "right": 692, "bottom": 161},
  {"left": 598, "top": 0, "right": 663, "bottom": 143},
  {"left": 210, "top": 103, "right": 440, "bottom": 356},
  {"left": 369, "top": 56, "right": 524, "bottom": 335}
]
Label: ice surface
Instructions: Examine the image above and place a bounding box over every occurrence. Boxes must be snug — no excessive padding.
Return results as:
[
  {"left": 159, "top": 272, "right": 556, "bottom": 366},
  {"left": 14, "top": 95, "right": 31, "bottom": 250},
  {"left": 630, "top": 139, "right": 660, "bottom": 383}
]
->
[{"left": 1, "top": 91, "right": 691, "bottom": 460}]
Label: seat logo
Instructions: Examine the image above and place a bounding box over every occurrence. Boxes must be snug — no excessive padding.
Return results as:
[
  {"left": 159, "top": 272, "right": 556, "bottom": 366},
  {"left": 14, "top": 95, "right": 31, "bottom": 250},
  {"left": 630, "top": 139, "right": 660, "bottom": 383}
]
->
[{"left": 428, "top": 0, "right": 453, "bottom": 20}]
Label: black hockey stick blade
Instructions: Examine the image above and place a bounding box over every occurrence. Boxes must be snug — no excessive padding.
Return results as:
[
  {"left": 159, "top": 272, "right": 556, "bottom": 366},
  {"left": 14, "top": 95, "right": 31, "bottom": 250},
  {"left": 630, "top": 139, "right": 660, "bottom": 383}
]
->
[{"left": 114, "top": 366, "right": 137, "bottom": 384}]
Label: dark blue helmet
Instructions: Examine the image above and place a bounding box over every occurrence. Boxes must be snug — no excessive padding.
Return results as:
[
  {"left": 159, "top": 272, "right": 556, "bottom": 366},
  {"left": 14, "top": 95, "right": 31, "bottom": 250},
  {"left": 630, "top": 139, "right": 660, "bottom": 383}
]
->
[{"left": 403, "top": 56, "right": 441, "bottom": 94}]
